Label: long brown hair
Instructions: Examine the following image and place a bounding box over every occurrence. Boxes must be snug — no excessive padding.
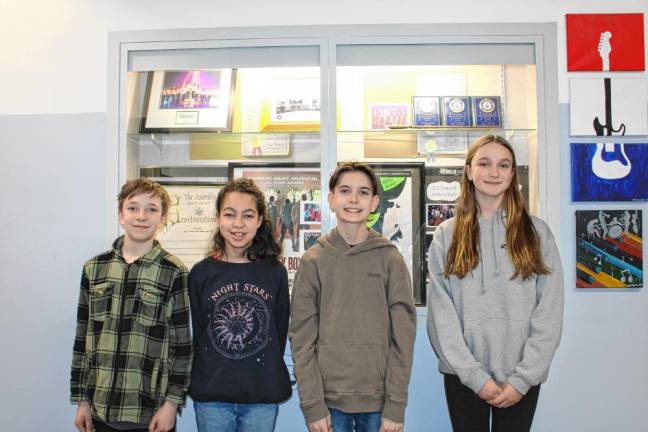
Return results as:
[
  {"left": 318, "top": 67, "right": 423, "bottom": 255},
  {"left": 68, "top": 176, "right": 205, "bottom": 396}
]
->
[
  {"left": 444, "top": 135, "right": 550, "bottom": 280},
  {"left": 211, "top": 178, "right": 281, "bottom": 261}
]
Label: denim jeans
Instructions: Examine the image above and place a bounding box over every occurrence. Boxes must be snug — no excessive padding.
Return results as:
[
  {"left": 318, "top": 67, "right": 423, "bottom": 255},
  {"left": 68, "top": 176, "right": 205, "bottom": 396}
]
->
[
  {"left": 329, "top": 407, "right": 382, "bottom": 432},
  {"left": 194, "top": 400, "right": 278, "bottom": 432}
]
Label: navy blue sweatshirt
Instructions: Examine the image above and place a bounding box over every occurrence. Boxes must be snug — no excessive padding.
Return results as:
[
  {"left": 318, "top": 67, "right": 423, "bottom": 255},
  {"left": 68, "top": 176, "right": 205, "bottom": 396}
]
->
[{"left": 188, "top": 257, "right": 292, "bottom": 403}]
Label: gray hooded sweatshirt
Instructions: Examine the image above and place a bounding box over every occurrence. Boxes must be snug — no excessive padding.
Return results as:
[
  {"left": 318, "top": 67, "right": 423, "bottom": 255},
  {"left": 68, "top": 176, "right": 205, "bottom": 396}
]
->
[
  {"left": 427, "top": 212, "right": 564, "bottom": 395},
  {"left": 290, "top": 227, "right": 417, "bottom": 424}
]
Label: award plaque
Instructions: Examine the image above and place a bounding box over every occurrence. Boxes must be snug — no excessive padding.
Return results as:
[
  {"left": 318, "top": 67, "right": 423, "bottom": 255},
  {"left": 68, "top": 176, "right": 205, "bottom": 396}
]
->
[
  {"left": 412, "top": 96, "right": 441, "bottom": 127},
  {"left": 442, "top": 96, "right": 471, "bottom": 127},
  {"left": 472, "top": 96, "right": 502, "bottom": 127}
]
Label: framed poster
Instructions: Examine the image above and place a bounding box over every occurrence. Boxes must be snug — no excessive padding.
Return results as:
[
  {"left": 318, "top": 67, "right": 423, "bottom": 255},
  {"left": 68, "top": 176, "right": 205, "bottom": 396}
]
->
[
  {"left": 571, "top": 143, "right": 648, "bottom": 201},
  {"left": 366, "top": 163, "right": 425, "bottom": 305},
  {"left": 229, "top": 163, "right": 321, "bottom": 293},
  {"left": 576, "top": 210, "right": 643, "bottom": 288},
  {"left": 140, "top": 69, "right": 236, "bottom": 133},
  {"left": 156, "top": 183, "right": 222, "bottom": 269},
  {"left": 569, "top": 78, "right": 648, "bottom": 136},
  {"left": 566, "top": 13, "right": 645, "bottom": 72}
]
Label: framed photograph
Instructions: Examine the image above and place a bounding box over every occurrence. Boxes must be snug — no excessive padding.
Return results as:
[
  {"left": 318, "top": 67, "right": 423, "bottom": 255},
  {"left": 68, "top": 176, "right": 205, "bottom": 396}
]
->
[
  {"left": 426, "top": 203, "right": 456, "bottom": 228},
  {"left": 140, "top": 69, "right": 236, "bottom": 133},
  {"left": 576, "top": 210, "right": 642, "bottom": 288},
  {"left": 412, "top": 96, "right": 441, "bottom": 127},
  {"left": 262, "top": 77, "right": 320, "bottom": 132},
  {"left": 369, "top": 103, "right": 409, "bottom": 130},
  {"left": 300, "top": 229, "right": 322, "bottom": 253},
  {"left": 156, "top": 183, "right": 223, "bottom": 269},
  {"left": 365, "top": 162, "right": 425, "bottom": 305},
  {"left": 299, "top": 201, "right": 321, "bottom": 224},
  {"left": 229, "top": 163, "right": 321, "bottom": 293}
]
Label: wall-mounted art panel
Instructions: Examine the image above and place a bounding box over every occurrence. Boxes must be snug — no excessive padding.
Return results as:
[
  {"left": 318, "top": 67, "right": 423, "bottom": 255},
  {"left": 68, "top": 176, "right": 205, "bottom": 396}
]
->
[
  {"left": 571, "top": 143, "right": 648, "bottom": 202},
  {"left": 576, "top": 210, "right": 643, "bottom": 288},
  {"left": 569, "top": 78, "right": 648, "bottom": 136},
  {"left": 566, "top": 13, "right": 645, "bottom": 72}
]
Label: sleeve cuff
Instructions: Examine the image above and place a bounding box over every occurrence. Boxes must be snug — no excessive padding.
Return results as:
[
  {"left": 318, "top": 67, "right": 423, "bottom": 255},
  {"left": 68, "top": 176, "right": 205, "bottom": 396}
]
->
[
  {"left": 507, "top": 375, "right": 531, "bottom": 395},
  {"left": 464, "top": 368, "right": 491, "bottom": 395},
  {"left": 382, "top": 399, "right": 406, "bottom": 423},
  {"left": 165, "top": 391, "right": 187, "bottom": 407},
  {"left": 302, "top": 400, "right": 330, "bottom": 424}
]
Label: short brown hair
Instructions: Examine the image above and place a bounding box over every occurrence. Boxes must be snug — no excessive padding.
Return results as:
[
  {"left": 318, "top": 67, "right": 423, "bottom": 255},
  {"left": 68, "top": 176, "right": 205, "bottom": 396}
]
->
[
  {"left": 329, "top": 162, "right": 379, "bottom": 195},
  {"left": 118, "top": 177, "right": 171, "bottom": 217}
]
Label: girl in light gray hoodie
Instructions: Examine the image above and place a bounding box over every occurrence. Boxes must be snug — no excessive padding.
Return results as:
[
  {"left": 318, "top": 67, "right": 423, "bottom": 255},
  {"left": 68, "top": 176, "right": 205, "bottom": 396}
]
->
[{"left": 427, "top": 135, "right": 563, "bottom": 432}]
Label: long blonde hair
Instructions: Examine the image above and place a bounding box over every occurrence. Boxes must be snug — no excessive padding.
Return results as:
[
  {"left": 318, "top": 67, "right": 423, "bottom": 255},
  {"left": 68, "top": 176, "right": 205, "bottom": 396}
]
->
[{"left": 444, "top": 135, "right": 550, "bottom": 280}]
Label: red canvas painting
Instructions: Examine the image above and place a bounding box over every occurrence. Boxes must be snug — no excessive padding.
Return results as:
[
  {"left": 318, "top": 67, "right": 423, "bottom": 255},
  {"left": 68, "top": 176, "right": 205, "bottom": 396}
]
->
[{"left": 566, "top": 13, "right": 645, "bottom": 71}]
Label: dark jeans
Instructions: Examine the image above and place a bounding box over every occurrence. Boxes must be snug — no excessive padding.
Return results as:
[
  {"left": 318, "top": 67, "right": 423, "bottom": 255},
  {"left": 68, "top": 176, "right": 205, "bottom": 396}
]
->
[
  {"left": 329, "top": 407, "right": 382, "bottom": 432},
  {"left": 443, "top": 374, "right": 540, "bottom": 432},
  {"left": 93, "top": 419, "right": 176, "bottom": 432}
]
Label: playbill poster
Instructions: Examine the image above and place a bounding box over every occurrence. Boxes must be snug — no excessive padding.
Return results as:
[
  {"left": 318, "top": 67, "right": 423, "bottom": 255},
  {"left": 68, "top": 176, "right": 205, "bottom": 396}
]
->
[
  {"left": 157, "top": 185, "right": 220, "bottom": 269},
  {"left": 367, "top": 163, "right": 425, "bottom": 304},
  {"left": 230, "top": 165, "right": 321, "bottom": 293}
]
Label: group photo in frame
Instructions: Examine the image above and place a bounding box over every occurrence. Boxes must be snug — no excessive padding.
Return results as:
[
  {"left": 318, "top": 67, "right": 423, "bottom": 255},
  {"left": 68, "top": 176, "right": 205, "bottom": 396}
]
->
[
  {"left": 299, "top": 201, "right": 321, "bottom": 224},
  {"left": 140, "top": 69, "right": 236, "bottom": 133},
  {"left": 262, "top": 75, "right": 321, "bottom": 132},
  {"left": 426, "top": 203, "right": 456, "bottom": 228},
  {"left": 228, "top": 163, "right": 321, "bottom": 293}
]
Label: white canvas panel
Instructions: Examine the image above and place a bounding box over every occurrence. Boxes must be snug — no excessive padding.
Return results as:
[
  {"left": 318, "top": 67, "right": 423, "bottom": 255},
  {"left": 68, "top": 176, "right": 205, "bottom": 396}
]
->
[{"left": 569, "top": 78, "right": 648, "bottom": 136}]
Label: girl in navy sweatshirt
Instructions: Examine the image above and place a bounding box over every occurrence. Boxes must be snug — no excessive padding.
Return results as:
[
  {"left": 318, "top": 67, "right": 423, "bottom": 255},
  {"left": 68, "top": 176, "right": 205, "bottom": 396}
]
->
[{"left": 189, "top": 178, "right": 291, "bottom": 432}]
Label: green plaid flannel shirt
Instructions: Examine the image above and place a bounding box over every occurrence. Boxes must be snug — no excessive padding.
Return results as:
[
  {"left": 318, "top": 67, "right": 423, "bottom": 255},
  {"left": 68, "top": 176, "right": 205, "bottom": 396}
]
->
[{"left": 70, "top": 237, "right": 192, "bottom": 425}]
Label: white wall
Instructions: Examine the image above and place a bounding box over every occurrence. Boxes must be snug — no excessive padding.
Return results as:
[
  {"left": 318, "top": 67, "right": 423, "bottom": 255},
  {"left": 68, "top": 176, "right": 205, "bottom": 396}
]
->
[
  {"left": 1, "top": 0, "right": 645, "bottom": 115},
  {"left": 0, "top": 0, "right": 647, "bottom": 430}
]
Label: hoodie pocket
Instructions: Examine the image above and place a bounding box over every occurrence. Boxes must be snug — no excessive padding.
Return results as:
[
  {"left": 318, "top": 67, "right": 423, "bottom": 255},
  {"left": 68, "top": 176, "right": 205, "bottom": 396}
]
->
[
  {"left": 317, "top": 344, "right": 386, "bottom": 394},
  {"left": 89, "top": 282, "right": 112, "bottom": 322}
]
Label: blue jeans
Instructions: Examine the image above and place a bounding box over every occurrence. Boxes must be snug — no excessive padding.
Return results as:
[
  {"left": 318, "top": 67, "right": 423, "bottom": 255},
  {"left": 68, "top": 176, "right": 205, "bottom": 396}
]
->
[
  {"left": 194, "top": 400, "right": 278, "bottom": 432},
  {"left": 329, "top": 407, "right": 382, "bottom": 432}
]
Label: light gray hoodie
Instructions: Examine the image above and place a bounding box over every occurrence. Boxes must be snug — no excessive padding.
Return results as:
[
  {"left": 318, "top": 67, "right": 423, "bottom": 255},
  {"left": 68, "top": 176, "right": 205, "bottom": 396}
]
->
[
  {"left": 290, "top": 228, "right": 417, "bottom": 424},
  {"left": 427, "top": 212, "right": 564, "bottom": 395}
]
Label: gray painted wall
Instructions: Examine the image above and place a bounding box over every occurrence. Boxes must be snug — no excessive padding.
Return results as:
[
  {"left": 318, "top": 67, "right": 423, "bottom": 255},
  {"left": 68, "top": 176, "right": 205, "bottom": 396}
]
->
[{"left": 0, "top": 113, "right": 106, "bottom": 429}]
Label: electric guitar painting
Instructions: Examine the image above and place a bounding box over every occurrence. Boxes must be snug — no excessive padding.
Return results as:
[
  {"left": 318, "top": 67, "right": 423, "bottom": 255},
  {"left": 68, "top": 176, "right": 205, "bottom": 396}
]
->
[{"left": 592, "top": 77, "right": 631, "bottom": 180}]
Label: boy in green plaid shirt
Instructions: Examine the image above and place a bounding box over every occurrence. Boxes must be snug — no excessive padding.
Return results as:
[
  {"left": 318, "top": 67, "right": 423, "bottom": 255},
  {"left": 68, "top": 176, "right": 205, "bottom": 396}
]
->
[{"left": 70, "top": 178, "right": 192, "bottom": 432}]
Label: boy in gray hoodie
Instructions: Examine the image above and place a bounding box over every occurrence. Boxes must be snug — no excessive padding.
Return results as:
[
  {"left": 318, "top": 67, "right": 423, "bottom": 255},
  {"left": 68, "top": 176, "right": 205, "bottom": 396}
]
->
[{"left": 290, "top": 162, "right": 417, "bottom": 432}]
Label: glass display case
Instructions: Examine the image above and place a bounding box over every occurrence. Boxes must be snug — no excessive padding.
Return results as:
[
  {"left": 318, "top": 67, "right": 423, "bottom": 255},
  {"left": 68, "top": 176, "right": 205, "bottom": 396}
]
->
[{"left": 110, "top": 24, "right": 558, "bottom": 304}]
